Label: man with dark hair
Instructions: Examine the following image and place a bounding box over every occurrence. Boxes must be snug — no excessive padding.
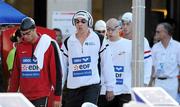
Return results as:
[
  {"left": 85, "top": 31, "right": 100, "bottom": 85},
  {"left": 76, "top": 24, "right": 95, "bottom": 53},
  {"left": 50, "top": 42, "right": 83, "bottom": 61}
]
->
[
  {"left": 6, "top": 29, "right": 22, "bottom": 73},
  {"left": 151, "top": 22, "right": 180, "bottom": 101},
  {"left": 8, "top": 17, "right": 62, "bottom": 107},
  {"left": 53, "top": 28, "right": 63, "bottom": 47}
]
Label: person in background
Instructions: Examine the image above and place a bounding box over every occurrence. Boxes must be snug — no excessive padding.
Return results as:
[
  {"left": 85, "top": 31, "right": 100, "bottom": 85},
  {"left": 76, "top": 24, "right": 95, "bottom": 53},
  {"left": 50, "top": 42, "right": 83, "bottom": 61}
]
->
[
  {"left": 121, "top": 12, "right": 133, "bottom": 40},
  {"left": 61, "top": 10, "right": 115, "bottom": 107},
  {"left": 98, "top": 18, "right": 132, "bottom": 107},
  {"left": 50, "top": 28, "right": 63, "bottom": 107},
  {"left": 0, "top": 26, "right": 4, "bottom": 92},
  {"left": 0, "top": 24, "right": 17, "bottom": 92},
  {"left": 53, "top": 28, "right": 63, "bottom": 47},
  {"left": 118, "top": 20, "right": 124, "bottom": 38},
  {"left": 6, "top": 29, "right": 22, "bottom": 74},
  {"left": 121, "top": 12, "right": 153, "bottom": 86},
  {"left": 151, "top": 22, "right": 180, "bottom": 101},
  {"left": 94, "top": 20, "right": 107, "bottom": 37},
  {"left": 8, "top": 17, "right": 62, "bottom": 107},
  {"left": 0, "top": 52, "right": 5, "bottom": 92},
  {"left": 117, "top": 15, "right": 125, "bottom": 38}
]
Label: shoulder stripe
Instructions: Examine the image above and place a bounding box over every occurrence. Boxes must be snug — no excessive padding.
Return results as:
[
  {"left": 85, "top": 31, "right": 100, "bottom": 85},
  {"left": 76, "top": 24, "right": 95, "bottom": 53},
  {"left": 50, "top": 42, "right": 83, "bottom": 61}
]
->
[
  {"left": 144, "top": 55, "right": 151, "bottom": 59},
  {"left": 144, "top": 50, "right": 151, "bottom": 54}
]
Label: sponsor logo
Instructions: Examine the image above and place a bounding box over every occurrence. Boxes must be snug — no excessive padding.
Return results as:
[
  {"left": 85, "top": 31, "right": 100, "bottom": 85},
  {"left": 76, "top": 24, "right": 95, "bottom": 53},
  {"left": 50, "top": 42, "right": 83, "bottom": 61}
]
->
[
  {"left": 85, "top": 42, "right": 95, "bottom": 46},
  {"left": 73, "top": 70, "right": 92, "bottom": 77},
  {"left": 22, "top": 58, "right": 37, "bottom": 64},
  {"left": 72, "top": 56, "right": 91, "bottom": 64},
  {"left": 21, "top": 57, "right": 40, "bottom": 78},
  {"left": 74, "top": 64, "right": 90, "bottom": 71},
  {"left": 116, "top": 73, "right": 122, "bottom": 78},
  {"left": 114, "top": 66, "right": 124, "bottom": 85},
  {"left": 21, "top": 51, "right": 27, "bottom": 54},
  {"left": 21, "top": 64, "right": 39, "bottom": 71},
  {"left": 118, "top": 51, "right": 126, "bottom": 55},
  {"left": 72, "top": 56, "right": 92, "bottom": 77},
  {"left": 116, "top": 79, "right": 123, "bottom": 84},
  {"left": 114, "top": 66, "right": 124, "bottom": 72}
]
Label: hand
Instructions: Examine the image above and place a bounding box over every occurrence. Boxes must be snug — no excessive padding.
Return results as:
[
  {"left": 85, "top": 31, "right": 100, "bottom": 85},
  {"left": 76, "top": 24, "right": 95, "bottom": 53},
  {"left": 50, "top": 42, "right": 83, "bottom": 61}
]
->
[
  {"left": 53, "top": 101, "right": 61, "bottom": 107},
  {"left": 148, "top": 77, "right": 156, "bottom": 87},
  {"left": 105, "top": 91, "right": 114, "bottom": 101}
]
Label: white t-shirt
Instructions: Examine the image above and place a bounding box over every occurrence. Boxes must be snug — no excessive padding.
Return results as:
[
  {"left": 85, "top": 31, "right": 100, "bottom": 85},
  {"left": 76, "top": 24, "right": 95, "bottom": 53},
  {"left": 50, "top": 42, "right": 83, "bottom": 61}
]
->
[{"left": 100, "top": 38, "right": 132, "bottom": 95}]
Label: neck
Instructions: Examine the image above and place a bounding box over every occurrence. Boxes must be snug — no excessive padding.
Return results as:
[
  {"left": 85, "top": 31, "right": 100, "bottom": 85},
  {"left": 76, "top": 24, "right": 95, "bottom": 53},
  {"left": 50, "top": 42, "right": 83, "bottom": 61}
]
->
[
  {"left": 76, "top": 29, "right": 90, "bottom": 45},
  {"left": 125, "top": 32, "right": 132, "bottom": 40},
  {"left": 110, "top": 36, "right": 121, "bottom": 42},
  {"left": 76, "top": 29, "right": 89, "bottom": 39},
  {"left": 161, "top": 36, "right": 171, "bottom": 48}
]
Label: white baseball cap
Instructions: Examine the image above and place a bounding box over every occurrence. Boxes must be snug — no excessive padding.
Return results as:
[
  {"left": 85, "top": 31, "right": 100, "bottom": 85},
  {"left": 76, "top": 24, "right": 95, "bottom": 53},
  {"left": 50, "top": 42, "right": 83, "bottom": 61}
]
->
[
  {"left": 121, "top": 12, "right": 132, "bottom": 22},
  {"left": 94, "top": 20, "right": 106, "bottom": 31}
]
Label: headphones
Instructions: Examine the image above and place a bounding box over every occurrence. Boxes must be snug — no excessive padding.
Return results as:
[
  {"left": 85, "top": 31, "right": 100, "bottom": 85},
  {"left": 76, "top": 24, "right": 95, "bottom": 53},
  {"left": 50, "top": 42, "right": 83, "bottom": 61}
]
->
[{"left": 72, "top": 10, "right": 93, "bottom": 27}]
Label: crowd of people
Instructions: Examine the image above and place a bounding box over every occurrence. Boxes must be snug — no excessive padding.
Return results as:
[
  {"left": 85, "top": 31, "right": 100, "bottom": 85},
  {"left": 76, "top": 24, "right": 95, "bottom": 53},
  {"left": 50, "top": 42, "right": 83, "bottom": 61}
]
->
[{"left": 0, "top": 9, "right": 180, "bottom": 107}]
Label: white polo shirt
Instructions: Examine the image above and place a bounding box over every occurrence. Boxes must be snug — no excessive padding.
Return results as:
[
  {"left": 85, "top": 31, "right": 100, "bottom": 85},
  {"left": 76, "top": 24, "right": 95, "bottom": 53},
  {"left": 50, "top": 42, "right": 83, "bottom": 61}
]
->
[
  {"left": 152, "top": 38, "right": 180, "bottom": 78},
  {"left": 152, "top": 38, "right": 180, "bottom": 100}
]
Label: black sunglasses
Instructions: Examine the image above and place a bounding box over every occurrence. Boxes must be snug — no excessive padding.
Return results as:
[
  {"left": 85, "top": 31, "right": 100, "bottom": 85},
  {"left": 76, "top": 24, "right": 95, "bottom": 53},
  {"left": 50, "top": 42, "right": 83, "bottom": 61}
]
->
[
  {"left": 74, "top": 19, "right": 87, "bottom": 24},
  {"left": 96, "top": 30, "right": 106, "bottom": 33}
]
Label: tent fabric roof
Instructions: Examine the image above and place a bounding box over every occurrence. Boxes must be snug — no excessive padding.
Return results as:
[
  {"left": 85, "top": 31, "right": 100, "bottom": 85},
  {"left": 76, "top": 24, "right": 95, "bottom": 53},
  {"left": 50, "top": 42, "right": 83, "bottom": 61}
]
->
[{"left": 0, "top": 1, "right": 27, "bottom": 24}]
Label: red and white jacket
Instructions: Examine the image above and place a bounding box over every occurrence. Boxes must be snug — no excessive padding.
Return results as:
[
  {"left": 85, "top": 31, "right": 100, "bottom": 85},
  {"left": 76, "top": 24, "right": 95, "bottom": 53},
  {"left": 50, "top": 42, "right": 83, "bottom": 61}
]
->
[{"left": 8, "top": 35, "right": 62, "bottom": 101}]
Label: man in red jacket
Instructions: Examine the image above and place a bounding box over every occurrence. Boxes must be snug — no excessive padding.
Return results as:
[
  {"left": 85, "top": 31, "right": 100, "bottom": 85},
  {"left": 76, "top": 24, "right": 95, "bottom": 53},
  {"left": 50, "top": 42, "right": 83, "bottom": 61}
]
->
[{"left": 8, "top": 17, "right": 62, "bottom": 107}]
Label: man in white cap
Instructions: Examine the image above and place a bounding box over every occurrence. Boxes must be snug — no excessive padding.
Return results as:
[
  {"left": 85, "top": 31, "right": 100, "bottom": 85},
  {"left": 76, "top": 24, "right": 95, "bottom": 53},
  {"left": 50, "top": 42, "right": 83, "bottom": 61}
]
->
[
  {"left": 61, "top": 10, "right": 115, "bottom": 107},
  {"left": 121, "top": 12, "right": 153, "bottom": 86},
  {"left": 121, "top": 12, "right": 133, "bottom": 40},
  {"left": 94, "top": 20, "right": 107, "bottom": 37}
]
